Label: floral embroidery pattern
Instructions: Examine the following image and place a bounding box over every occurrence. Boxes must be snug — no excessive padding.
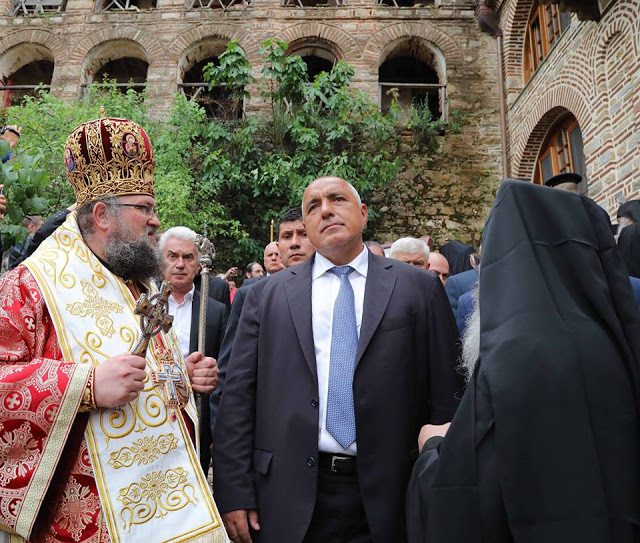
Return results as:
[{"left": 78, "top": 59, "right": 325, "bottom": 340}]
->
[
  {"left": 55, "top": 476, "right": 100, "bottom": 542},
  {"left": 0, "top": 422, "right": 39, "bottom": 486},
  {"left": 108, "top": 433, "right": 178, "bottom": 469},
  {"left": 66, "top": 280, "right": 123, "bottom": 338},
  {"left": 118, "top": 467, "right": 196, "bottom": 531}
]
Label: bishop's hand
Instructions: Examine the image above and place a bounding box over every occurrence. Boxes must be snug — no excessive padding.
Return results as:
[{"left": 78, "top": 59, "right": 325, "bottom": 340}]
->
[
  {"left": 93, "top": 353, "right": 147, "bottom": 408},
  {"left": 184, "top": 352, "right": 219, "bottom": 394}
]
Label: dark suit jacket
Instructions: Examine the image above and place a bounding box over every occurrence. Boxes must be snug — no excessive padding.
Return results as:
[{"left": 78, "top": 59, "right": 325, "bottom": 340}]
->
[
  {"left": 209, "top": 282, "right": 253, "bottom": 437},
  {"left": 194, "top": 275, "right": 231, "bottom": 311},
  {"left": 456, "top": 289, "right": 474, "bottom": 337},
  {"left": 444, "top": 268, "right": 477, "bottom": 315},
  {"left": 630, "top": 276, "right": 640, "bottom": 307},
  {"left": 188, "top": 287, "right": 228, "bottom": 474},
  {"left": 213, "top": 253, "right": 463, "bottom": 543}
]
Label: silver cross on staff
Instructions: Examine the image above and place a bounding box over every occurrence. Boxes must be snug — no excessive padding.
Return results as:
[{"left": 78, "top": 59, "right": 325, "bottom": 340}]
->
[{"left": 131, "top": 282, "right": 174, "bottom": 357}]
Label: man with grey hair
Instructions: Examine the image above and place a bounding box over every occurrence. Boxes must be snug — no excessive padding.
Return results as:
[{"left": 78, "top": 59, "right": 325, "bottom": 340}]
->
[
  {"left": 160, "top": 226, "right": 228, "bottom": 476},
  {"left": 389, "top": 237, "right": 430, "bottom": 269}
]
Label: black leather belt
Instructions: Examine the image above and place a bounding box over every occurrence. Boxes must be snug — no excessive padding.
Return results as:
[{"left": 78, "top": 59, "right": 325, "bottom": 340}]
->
[{"left": 318, "top": 453, "right": 357, "bottom": 475}]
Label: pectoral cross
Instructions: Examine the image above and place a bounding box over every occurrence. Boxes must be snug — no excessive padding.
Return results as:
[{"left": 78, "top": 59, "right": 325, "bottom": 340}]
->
[
  {"left": 131, "top": 282, "right": 174, "bottom": 357},
  {"left": 151, "top": 358, "right": 191, "bottom": 410}
]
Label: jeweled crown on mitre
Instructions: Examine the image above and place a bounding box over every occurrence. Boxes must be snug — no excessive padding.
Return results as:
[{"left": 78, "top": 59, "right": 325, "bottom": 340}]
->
[{"left": 64, "top": 117, "right": 155, "bottom": 206}]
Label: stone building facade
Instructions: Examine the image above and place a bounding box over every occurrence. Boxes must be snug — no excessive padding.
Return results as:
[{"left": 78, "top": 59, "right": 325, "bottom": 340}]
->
[
  {"left": 490, "top": 0, "right": 640, "bottom": 218},
  {"left": 0, "top": 0, "right": 506, "bottom": 245}
]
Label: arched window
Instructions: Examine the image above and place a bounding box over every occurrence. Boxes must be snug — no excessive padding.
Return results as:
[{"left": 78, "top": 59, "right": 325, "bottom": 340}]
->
[
  {"left": 534, "top": 115, "right": 587, "bottom": 193},
  {"left": 524, "top": 1, "right": 571, "bottom": 82},
  {"left": 0, "top": 44, "right": 54, "bottom": 106},
  {"left": 178, "top": 39, "right": 243, "bottom": 120},
  {"left": 288, "top": 43, "right": 338, "bottom": 81},
  {"left": 82, "top": 40, "right": 149, "bottom": 95},
  {"left": 378, "top": 38, "right": 445, "bottom": 120}
]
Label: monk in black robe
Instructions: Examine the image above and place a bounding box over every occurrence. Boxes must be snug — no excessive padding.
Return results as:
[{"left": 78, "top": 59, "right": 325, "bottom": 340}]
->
[{"left": 407, "top": 179, "right": 640, "bottom": 543}]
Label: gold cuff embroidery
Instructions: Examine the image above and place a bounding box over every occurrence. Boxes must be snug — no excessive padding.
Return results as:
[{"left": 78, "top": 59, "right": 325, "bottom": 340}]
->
[{"left": 78, "top": 366, "right": 96, "bottom": 413}]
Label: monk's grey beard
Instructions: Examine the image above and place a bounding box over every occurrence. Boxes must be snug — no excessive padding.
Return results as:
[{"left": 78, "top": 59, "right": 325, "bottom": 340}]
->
[{"left": 459, "top": 285, "right": 480, "bottom": 382}]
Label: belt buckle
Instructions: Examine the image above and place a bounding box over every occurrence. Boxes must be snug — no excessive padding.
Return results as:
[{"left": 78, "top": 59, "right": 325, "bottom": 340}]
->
[{"left": 330, "top": 455, "right": 340, "bottom": 474}]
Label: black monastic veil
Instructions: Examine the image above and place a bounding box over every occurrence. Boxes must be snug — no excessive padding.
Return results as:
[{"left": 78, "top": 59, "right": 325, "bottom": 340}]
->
[{"left": 407, "top": 179, "right": 640, "bottom": 543}]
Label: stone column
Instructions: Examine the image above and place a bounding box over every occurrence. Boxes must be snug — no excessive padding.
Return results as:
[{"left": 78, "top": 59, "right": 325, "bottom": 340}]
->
[{"left": 146, "top": 59, "right": 178, "bottom": 118}]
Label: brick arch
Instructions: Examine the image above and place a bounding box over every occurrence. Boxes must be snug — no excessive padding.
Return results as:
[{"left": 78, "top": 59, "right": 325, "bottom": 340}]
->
[
  {"left": 275, "top": 23, "right": 361, "bottom": 65},
  {"left": 169, "top": 24, "right": 261, "bottom": 67},
  {"left": 593, "top": 0, "right": 639, "bottom": 63},
  {"left": 513, "top": 86, "right": 589, "bottom": 179},
  {"left": 0, "top": 29, "right": 69, "bottom": 66},
  {"left": 362, "top": 22, "right": 463, "bottom": 68},
  {"left": 502, "top": 0, "right": 534, "bottom": 88},
  {"left": 69, "top": 26, "right": 165, "bottom": 65}
]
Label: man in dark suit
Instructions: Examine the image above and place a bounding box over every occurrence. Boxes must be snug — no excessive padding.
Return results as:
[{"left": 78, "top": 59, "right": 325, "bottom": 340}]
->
[
  {"left": 159, "top": 227, "right": 228, "bottom": 475},
  {"left": 214, "top": 177, "right": 463, "bottom": 543},
  {"left": 209, "top": 206, "right": 315, "bottom": 438},
  {"left": 444, "top": 261, "right": 478, "bottom": 315}
]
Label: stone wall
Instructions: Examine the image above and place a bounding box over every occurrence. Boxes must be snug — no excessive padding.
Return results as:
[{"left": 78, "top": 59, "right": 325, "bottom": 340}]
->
[
  {"left": 0, "top": 0, "right": 504, "bottom": 245},
  {"left": 499, "top": 0, "right": 640, "bottom": 216}
]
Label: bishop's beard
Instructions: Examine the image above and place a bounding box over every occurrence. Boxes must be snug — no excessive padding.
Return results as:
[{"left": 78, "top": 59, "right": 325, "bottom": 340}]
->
[{"left": 103, "top": 227, "right": 163, "bottom": 282}]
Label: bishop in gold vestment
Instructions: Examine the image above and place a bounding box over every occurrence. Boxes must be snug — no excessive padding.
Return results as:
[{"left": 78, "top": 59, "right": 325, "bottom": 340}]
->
[{"left": 0, "top": 118, "right": 228, "bottom": 543}]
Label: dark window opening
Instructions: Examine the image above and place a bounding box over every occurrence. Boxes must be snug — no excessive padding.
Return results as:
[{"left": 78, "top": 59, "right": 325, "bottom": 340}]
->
[
  {"left": 377, "top": 0, "right": 428, "bottom": 7},
  {"left": 93, "top": 57, "right": 148, "bottom": 92},
  {"left": 379, "top": 55, "right": 442, "bottom": 119},
  {"left": 301, "top": 55, "right": 334, "bottom": 80},
  {"left": 181, "top": 57, "right": 242, "bottom": 120},
  {"left": 1, "top": 60, "right": 53, "bottom": 106},
  {"left": 282, "top": 0, "right": 344, "bottom": 7},
  {"left": 97, "top": 0, "right": 155, "bottom": 10}
]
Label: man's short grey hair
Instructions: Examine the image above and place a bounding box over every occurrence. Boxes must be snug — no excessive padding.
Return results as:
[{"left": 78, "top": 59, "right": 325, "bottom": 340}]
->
[
  {"left": 389, "top": 237, "right": 430, "bottom": 259},
  {"left": 301, "top": 179, "right": 362, "bottom": 214},
  {"left": 158, "top": 226, "right": 198, "bottom": 254}
]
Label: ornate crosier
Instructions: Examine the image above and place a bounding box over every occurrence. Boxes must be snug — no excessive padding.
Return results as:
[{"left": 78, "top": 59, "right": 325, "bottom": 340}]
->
[{"left": 194, "top": 233, "right": 215, "bottom": 422}]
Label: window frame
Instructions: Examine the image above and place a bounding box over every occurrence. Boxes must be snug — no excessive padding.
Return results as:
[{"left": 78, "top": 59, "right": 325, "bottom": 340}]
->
[
  {"left": 523, "top": 1, "right": 571, "bottom": 82},
  {"left": 534, "top": 115, "right": 587, "bottom": 193}
]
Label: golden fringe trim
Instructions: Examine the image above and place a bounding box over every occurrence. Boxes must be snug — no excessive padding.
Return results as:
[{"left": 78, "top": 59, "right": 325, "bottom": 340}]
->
[{"left": 184, "top": 527, "right": 229, "bottom": 543}]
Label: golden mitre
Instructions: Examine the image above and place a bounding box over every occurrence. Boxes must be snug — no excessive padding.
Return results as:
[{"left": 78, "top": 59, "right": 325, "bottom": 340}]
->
[{"left": 64, "top": 117, "right": 155, "bottom": 206}]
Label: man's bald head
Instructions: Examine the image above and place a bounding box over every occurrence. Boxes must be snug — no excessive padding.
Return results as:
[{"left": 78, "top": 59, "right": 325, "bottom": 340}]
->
[
  {"left": 428, "top": 252, "right": 450, "bottom": 285},
  {"left": 264, "top": 241, "right": 284, "bottom": 275},
  {"left": 302, "top": 177, "right": 368, "bottom": 266}
]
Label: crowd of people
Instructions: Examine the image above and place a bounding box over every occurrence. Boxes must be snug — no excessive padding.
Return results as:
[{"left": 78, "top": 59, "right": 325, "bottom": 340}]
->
[{"left": 1, "top": 116, "right": 640, "bottom": 543}]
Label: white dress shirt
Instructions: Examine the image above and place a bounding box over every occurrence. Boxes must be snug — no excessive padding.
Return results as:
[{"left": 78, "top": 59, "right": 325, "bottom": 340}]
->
[
  {"left": 168, "top": 285, "right": 194, "bottom": 359},
  {"left": 312, "top": 245, "right": 368, "bottom": 455}
]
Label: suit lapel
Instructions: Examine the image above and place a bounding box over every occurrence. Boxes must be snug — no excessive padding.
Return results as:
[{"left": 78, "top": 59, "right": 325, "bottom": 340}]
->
[
  {"left": 356, "top": 254, "right": 396, "bottom": 364},
  {"left": 285, "top": 257, "right": 317, "bottom": 383}
]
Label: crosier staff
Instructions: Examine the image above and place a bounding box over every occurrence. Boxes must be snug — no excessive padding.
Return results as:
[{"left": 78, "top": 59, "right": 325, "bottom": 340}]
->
[{"left": 194, "top": 233, "right": 215, "bottom": 421}]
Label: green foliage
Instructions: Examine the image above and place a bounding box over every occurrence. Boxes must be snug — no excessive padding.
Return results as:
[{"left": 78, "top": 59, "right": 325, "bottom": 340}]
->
[
  {"left": 0, "top": 139, "right": 50, "bottom": 245},
  {"left": 198, "top": 40, "right": 400, "bottom": 265},
  {"left": 203, "top": 39, "right": 255, "bottom": 120},
  {"left": 1, "top": 40, "right": 454, "bottom": 270},
  {"left": 407, "top": 100, "right": 445, "bottom": 154},
  {"left": 447, "top": 107, "right": 467, "bottom": 135}
]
